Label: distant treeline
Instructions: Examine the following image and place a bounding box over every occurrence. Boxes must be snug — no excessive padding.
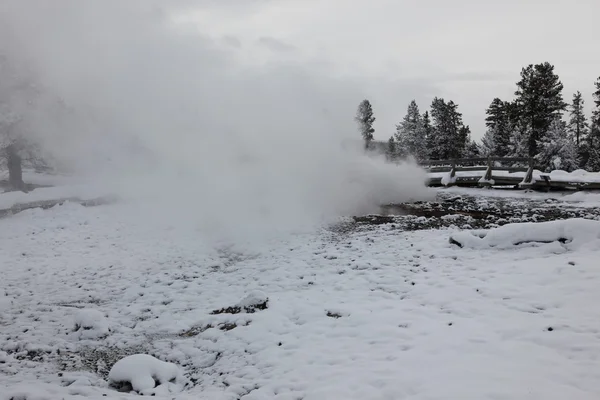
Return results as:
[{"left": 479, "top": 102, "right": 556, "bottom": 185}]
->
[{"left": 356, "top": 62, "right": 600, "bottom": 172}]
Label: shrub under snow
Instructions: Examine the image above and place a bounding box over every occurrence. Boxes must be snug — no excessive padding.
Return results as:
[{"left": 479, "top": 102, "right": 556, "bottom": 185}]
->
[
  {"left": 108, "top": 354, "right": 182, "bottom": 395},
  {"left": 73, "top": 309, "right": 110, "bottom": 339}
]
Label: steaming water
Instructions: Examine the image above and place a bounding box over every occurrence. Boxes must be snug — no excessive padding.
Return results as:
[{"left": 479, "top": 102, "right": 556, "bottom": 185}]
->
[{"left": 0, "top": 0, "right": 431, "bottom": 241}]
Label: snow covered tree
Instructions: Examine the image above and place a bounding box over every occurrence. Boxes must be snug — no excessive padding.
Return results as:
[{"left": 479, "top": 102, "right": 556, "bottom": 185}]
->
[
  {"left": 0, "top": 56, "right": 36, "bottom": 191},
  {"left": 514, "top": 62, "right": 567, "bottom": 157},
  {"left": 585, "top": 147, "right": 600, "bottom": 172},
  {"left": 480, "top": 126, "right": 496, "bottom": 156},
  {"left": 355, "top": 99, "right": 375, "bottom": 150},
  {"left": 591, "top": 78, "right": 600, "bottom": 146},
  {"left": 536, "top": 118, "right": 579, "bottom": 172},
  {"left": 0, "top": 56, "right": 54, "bottom": 191},
  {"left": 428, "top": 98, "right": 468, "bottom": 159},
  {"left": 464, "top": 140, "right": 480, "bottom": 158},
  {"left": 507, "top": 125, "right": 530, "bottom": 158},
  {"left": 585, "top": 78, "right": 600, "bottom": 170},
  {"left": 567, "top": 91, "right": 588, "bottom": 146},
  {"left": 459, "top": 125, "right": 472, "bottom": 155},
  {"left": 394, "top": 100, "right": 428, "bottom": 161},
  {"left": 386, "top": 136, "right": 396, "bottom": 161},
  {"left": 485, "top": 98, "right": 511, "bottom": 156},
  {"left": 422, "top": 111, "right": 434, "bottom": 159}
]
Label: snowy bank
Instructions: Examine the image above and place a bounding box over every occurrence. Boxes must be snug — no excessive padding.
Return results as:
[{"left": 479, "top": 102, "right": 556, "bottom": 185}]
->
[
  {"left": 0, "top": 185, "right": 112, "bottom": 210},
  {"left": 450, "top": 218, "right": 600, "bottom": 250}
]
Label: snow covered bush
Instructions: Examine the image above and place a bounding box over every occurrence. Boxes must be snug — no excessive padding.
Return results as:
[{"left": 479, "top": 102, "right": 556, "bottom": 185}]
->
[
  {"left": 73, "top": 309, "right": 110, "bottom": 340},
  {"left": 108, "top": 354, "right": 183, "bottom": 395}
]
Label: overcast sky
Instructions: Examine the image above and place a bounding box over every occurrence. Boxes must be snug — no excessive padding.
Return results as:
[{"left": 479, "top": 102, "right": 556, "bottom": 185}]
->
[{"left": 172, "top": 0, "right": 600, "bottom": 140}]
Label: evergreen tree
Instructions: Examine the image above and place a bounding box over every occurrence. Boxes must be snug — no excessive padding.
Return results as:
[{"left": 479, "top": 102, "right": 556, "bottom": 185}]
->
[
  {"left": 507, "top": 124, "right": 530, "bottom": 158},
  {"left": 536, "top": 118, "right": 579, "bottom": 172},
  {"left": 484, "top": 98, "right": 511, "bottom": 156},
  {"left": 429, "top": 98, "right": 467, "bottom": 159},
  {"left": 586, "top": 77, "right": 600, "bottom": 170},
  {"left": 464, "top": 140, "right": 480, "bottom": 158},
  {"left": 591, "top": 77, "right": 600, "bottom": 145},
  {"left": 567, "top": 91, "right": 588, "bottom": 146},
  {"left": 386, "top": 136, "right": 396, "bottom": 161},
  {"left": 480, "top": 127, "right": 496, "bottom": 156},
  {"left": 355, "top": 99, "right": 375, "bottom": 150},
  {"left": 459, "top": 125, "right": 472, "bottom": 156},
  {"left": 585, "top": 147, "right": 600, "bottom": 172},
  {"left": 594, "top": 77, "right": 600, "bottom": 110},
  {"left": 394, "top": 100, "right": 428, "bottom": 161},
  {"left": 422, "top": 111, "right": 434, "bottom": 159},
  {"left": 514, "top": 62, "right": 567, "bottom": 157}
]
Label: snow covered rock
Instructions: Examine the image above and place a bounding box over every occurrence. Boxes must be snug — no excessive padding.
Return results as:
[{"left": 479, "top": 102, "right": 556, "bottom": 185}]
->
[
  {"left": 450, "top": 218, "right": 600, "bottom": 250},
  {"left": 441, "top": 171, "right": 457, "bottom": 186},
  {"left": 211, "top": 290, "right": 269, "bottom": 315},
  {"left": 73, "top": 309, "right": 110, "bottom": 339},
  {"left": 108, "top": 354, "right": 182, "bottom": 395}
]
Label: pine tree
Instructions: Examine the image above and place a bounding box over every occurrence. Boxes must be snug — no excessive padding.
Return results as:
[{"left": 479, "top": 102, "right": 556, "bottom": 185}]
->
[
  {"left": 507, "top": 124, "right": 530, "bottom": 158},
  {"left": 586, "top": 77, "right": 600, "bottom": 170},
  {"left": 536, "top": 118, "right": 579, "bottom": 172},
  {"left": 459, "top": 125, "right": 472, "bottom": 157},
  {"left": 429, "top": 98, "right": 468, "bottom": 159},
  {"left": 480, "top": 127, "right": 496, "bottom": 156},
  {"left": 591, "top": 77, "right": 600, "bottom": 145},
  {"left": 422, "top": 111, "right": 434, "bottom": 159},
  {"left": 386, "top": 136, "right": 396, "bottom": 161},
  {"left": 355, "top": 99, "right": 375, "bottom": 150},
  {"left": 464, "top": 140, "right": 480, "bottom": 158},
  {"left": 394, "top": 100, "right": 428, "bottom": 161},
  {"left": 485, "top": 98, "right": 511, "bottom": 156},
  {"left": 514, "top": 62, "right": 567, "bottom": 157},
  {"left": 585, "top": 147, "right": 600, "bottom": 172},
  {"left": 567, "top": 91, "right": 588, "bottom": 146}
]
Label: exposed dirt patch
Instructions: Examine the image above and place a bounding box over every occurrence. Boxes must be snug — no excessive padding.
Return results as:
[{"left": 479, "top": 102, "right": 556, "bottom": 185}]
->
[
  {"left": 211, "top": 300, "right": 268, "bottom": 315},
  {"left": 57, "top": 345, "right": 148, "bottom": 379},
  {"left": 330, "top": 192, "right": 600, "bottom": 234}
]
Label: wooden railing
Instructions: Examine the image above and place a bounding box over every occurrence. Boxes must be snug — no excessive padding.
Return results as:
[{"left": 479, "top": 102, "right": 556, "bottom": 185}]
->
[{"left": 421, "top": 157, "right": 536, "bottom": 187}]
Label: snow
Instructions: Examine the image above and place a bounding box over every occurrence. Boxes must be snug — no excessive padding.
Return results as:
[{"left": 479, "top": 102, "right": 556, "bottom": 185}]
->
[
  {"left": 547, "top": 169, "right": 600, "bottom": 183},
  {"left": 478, "top": 176, "right": 495, "bottom": 185},
  {"left": 108, "top": 354, "right": 182, "bottom": 395},
  {"left": 440, "top": 171, "right": 457, "bottom": 186},
  {"left": 236, "top": 290, "right": 269, "bottom": 310},
  {"left": 2, "top": 193, "right": 600, "bottom": 399},
  {"left": 74, "top": 309, "right": 110, "bottom": 340},
  {"left": 450, "top": 218, "right": 600, "bottom": 250},
  {"left": 0, "top": 184, "right": 110, "bottom": 210}
]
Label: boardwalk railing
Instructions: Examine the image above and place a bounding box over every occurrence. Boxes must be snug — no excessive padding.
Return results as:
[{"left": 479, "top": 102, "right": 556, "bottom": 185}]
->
[{"left": 421, "top": 157, "right": 536, "bottom": 188}]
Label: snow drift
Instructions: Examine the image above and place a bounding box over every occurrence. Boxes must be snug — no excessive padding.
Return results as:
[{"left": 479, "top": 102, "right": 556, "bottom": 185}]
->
[
  {"left": 108, "top": 354, "right": 183, "bottom": 395},
  {"left": 450, "top": 218, "right": 600, "bottom": 250},
  {"left": 0, "top": 1, "right": 430, "bottom": 240}
]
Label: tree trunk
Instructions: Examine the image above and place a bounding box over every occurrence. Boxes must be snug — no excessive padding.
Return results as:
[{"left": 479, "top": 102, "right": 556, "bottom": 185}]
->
[{"left": 6, "top": 144, "right": 26, "bottom": 192}]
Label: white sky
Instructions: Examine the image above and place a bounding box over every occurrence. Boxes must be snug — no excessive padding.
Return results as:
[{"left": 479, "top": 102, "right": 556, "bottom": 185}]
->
[{"left": 173, "top": 0, "right": 600, "bottom": 140}]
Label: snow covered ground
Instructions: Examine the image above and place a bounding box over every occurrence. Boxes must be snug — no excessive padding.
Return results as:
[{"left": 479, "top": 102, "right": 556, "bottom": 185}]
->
[{"left": 2, "top": 187, "right": 600, "bottom": 399}]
